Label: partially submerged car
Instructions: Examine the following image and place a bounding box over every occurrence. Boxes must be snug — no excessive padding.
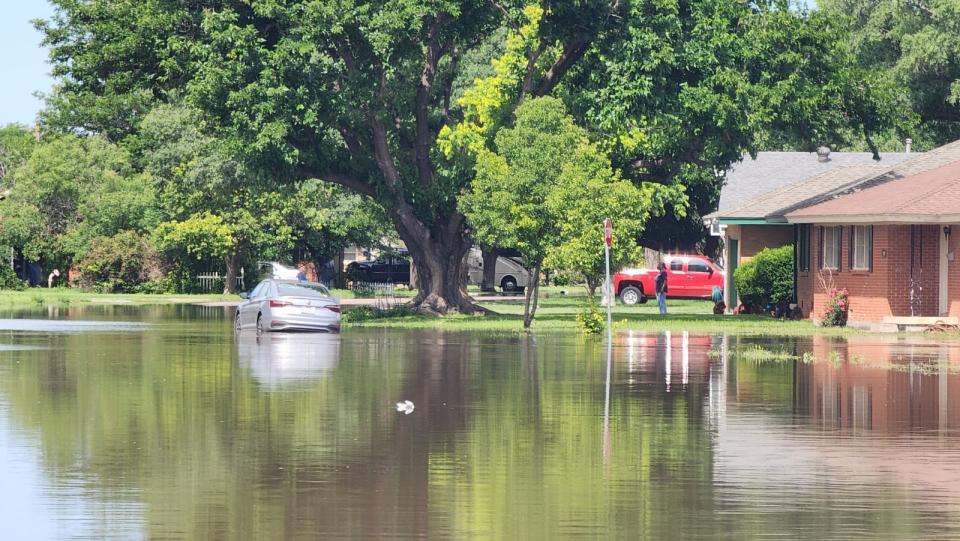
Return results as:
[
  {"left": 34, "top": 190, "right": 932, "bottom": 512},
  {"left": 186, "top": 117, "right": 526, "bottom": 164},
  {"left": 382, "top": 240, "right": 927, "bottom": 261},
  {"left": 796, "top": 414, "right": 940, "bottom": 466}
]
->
[{"left": 235, "top": 280, "right": 341, "bottom": 333}]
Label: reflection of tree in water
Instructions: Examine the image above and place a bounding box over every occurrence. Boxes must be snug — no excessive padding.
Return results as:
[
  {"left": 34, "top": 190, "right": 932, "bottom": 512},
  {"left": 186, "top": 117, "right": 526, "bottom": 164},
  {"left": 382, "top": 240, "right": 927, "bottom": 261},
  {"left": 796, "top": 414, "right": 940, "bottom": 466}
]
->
[{"left": 6, "top": 322, "right": 960, "bottom": 538}]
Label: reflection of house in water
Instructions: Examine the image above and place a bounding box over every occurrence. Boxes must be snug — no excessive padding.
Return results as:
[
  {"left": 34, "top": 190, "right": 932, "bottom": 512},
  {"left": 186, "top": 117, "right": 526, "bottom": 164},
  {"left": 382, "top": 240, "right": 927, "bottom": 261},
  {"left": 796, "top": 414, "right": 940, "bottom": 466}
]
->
[
  {"left": 619, "top": 331, "right": 720, "bottom": 392},
  {"left": 794, "top": 335, "right": 960, "bottom": 433},
  {"left": 711, "top": 335, "right": 960, "bottom": 517}
]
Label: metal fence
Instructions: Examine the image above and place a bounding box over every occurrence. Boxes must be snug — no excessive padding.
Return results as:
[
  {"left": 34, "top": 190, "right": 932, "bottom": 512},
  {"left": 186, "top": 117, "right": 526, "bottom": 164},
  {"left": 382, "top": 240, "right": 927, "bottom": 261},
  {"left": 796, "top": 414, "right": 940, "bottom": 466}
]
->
[{"left": 352, "top": 281, "right": 403, "bottom": 311}]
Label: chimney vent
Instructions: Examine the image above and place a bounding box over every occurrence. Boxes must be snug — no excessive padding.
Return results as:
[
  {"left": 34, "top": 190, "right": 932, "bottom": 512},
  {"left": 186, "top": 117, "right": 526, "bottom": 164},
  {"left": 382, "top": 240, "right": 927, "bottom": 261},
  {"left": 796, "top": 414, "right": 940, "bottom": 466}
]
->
[{"left": 816, "top": 146, "right": 831, "bottom": 162}]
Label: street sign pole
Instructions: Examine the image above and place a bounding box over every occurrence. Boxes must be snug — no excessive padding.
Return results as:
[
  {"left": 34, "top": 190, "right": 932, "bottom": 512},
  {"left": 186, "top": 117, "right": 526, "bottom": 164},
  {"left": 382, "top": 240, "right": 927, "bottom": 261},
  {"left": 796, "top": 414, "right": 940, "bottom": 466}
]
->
[{"left": 603, "top": 218, "right": 613, "bottom": 331}]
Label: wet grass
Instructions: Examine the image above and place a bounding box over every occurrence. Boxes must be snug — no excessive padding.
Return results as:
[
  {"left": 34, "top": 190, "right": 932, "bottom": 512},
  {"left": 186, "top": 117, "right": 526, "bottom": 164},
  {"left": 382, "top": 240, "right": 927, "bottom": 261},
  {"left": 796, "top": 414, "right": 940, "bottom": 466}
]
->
[
  {"left": 343, "top": 297, "right": 862, "bottom": 336},
  {"left": 0, "top": 289, "right": 239, "bottom": 308}
]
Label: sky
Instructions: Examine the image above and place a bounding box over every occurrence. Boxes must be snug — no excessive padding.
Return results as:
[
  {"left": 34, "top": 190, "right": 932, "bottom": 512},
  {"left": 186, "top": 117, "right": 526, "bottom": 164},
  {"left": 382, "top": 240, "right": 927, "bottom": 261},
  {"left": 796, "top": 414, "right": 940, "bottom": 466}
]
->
[{"left": 0, "top": 1, "right": 56, "bottom": 126}]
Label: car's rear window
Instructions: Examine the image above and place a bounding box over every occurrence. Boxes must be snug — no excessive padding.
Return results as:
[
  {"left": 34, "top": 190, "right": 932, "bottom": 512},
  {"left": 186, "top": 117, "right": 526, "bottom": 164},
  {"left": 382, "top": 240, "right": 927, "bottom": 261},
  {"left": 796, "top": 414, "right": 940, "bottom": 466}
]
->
[{"left": 277, "top": 283, "right": 332, "bottom": 298}]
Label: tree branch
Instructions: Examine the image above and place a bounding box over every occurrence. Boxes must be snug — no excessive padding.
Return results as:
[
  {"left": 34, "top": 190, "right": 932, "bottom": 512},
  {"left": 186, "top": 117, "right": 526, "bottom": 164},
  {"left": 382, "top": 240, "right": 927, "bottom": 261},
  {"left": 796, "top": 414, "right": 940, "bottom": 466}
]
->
[
  {"left": 295, "top": 165, "right": 376, "bottom": 198},
  {"left": 415, "top": 15, "right": 450, "bottom": 187},
  {"left": 535, "top": 40, "right": 590, "bottom": 97},
  {"left": 442, "top": 47, "right": 461, "bottom": 124},
  {"left": 521, "top": 41, "right": 548, "bottom": 100},
  {"left": 368, "top": 113, "right": 403, "bottom": 190}
]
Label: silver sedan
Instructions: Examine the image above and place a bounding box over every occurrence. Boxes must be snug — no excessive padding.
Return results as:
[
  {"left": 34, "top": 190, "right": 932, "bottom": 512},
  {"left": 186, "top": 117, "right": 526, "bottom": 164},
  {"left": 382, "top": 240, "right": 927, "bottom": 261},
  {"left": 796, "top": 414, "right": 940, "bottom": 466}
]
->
[{"left": 235, "top": 280, "right": 341, "bottom": 333}]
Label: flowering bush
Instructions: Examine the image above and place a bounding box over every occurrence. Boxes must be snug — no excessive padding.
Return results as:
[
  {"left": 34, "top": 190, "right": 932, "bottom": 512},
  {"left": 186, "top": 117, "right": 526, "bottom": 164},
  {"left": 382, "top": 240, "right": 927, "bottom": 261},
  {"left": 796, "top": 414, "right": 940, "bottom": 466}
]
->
[{"left": 821, "top": 287, "right": 849, "bottom": 327}]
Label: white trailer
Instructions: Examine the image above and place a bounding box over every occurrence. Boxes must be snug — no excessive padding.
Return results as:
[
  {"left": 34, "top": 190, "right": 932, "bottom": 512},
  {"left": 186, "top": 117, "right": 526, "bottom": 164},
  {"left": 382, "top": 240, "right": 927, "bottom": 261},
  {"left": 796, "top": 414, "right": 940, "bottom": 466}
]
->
[{"left": 465, "top": 249, "right": 529, "bottom": 293}]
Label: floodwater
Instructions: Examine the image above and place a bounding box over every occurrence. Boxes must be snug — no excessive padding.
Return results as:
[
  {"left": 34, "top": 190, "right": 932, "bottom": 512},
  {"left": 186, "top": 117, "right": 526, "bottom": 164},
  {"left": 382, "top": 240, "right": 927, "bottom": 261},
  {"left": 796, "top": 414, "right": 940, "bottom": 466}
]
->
[{"left": 2, "top": 306, "right": 960, "bottom": 539}]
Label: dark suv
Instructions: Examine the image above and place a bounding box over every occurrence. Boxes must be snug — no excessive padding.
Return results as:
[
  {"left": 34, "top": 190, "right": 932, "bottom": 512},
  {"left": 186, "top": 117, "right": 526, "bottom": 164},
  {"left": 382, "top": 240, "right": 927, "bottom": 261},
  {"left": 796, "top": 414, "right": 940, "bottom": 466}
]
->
[{"left": 346, "top": 252, "right": 411, "bottom": 284}]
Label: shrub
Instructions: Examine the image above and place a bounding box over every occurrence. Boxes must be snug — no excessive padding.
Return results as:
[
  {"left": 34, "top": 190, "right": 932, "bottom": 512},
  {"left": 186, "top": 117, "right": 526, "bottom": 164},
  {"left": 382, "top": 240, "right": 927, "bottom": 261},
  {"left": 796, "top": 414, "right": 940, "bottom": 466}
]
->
[
  {"left": 733, "top": 245, "right": 793, "bottom": 309},
  {"left": 75, "top": 231, "right": 166, "bottom": 292},
  {"left": 576, "top": 299, "right": 606, "bottom": 334},
  {"left": 821, "top": 287, "right": 849, "bottom": 327},
  {"left": 0, "top": 264, "right": 26, "bottom": 290},
  {"left": 341, "top": 304, "right": 417, "bottom": 323}
]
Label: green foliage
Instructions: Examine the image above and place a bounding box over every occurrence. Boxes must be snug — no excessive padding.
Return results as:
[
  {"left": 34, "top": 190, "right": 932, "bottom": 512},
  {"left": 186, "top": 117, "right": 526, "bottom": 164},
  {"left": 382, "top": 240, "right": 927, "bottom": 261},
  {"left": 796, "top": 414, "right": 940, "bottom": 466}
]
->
[
  {"left": 37, "top": 0, "right": 907, "bottom": 308},
  {"left": 153, "top": 214, "right": 234, "bottom": 261},
  {"left": 0, "top": 124, "right": 36, "bottom": 183},
  {"left": 0, "top": 134, "right": 154, "bottom": 267},
  {"left": 463, "top": 97, "right": 658, "bottom": 321},
  {"left": 820, "top": 0, "right": 960, "bottom": 145},
  {"left": 341, "top": 305, "right": 417, "bottom": 323},
  {"left": 75, "top": 231, "right": 165, "bottom": 293},
  {"left": 733, "top": 245, "right": 794, "bottom": 308},
  {"left": 575, "top": 299, "right": 606, "bottom": 335},
  {"left": 0, "top": 264, "right": 26, "bottom": 291}
]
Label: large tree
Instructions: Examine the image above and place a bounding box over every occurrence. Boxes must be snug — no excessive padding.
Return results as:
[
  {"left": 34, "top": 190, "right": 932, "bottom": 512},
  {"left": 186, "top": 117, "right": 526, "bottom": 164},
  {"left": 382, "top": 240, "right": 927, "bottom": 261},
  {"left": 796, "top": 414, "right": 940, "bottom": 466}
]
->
[
  {"left": 38, "top": 0, "right": 899, "bottom": 310},
  {"left": 819, "top": 0, "right": 960, "bottom": 145},
  {"left": 38, "top": 0, "right": 611, "bottom": 313}
]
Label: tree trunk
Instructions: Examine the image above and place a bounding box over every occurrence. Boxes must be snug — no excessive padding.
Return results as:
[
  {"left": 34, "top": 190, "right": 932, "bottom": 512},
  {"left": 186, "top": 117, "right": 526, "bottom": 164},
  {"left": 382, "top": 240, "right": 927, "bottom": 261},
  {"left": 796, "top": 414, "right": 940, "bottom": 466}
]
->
[
  {"left": 223, "top": 251, "right": 240, "bottom": 295},
  {"left": 392, "top": 209, "right": 477, "bottom": 315},
  {"left": 523, "top": 263, "right": 542, "bottom": 329},
  {"left": 481, "top": 247, "right": 499, "bottom": 292},
  {"left": 585, "top": 276, "right": 599, "bottom": 298}
]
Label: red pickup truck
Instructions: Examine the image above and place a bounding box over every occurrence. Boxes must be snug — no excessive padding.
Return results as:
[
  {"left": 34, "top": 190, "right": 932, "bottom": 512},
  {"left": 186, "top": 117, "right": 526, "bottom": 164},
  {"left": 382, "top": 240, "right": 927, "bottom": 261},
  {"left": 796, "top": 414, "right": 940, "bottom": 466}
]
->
[{"left": 614, "top": 255, "right": 724, "bottom": 305}]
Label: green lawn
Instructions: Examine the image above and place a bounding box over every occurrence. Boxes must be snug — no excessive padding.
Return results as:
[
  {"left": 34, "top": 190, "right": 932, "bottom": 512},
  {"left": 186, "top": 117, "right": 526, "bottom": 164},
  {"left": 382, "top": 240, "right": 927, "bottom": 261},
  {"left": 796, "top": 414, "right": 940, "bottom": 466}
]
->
[
  {"left": 0, "top": 288, "right": 241, "bottom": 308},
  {"left": 344, "top": 296, "right": 861, "bottom": 336},
  {"left": 0, "top": 285, "right": 412, "bottom": 308}
]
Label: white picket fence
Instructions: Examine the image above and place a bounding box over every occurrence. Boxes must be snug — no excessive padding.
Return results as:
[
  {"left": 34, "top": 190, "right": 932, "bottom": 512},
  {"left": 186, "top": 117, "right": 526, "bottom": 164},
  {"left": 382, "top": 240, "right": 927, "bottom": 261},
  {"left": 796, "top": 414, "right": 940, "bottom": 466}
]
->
[{"left": 197, "top": 269, "right": 245, "bottom": 292}]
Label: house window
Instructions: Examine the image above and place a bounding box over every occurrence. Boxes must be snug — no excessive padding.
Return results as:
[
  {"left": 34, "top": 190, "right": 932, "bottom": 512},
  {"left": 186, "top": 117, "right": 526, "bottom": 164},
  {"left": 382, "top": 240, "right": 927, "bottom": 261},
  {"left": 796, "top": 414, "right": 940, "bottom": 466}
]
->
[
  {"left": 821, "top": 226, "right": 841, "bottom": 270},
  {"left": 852, "top": 225, "right": 872, "bottom": 271},
  {"left": 797, "top": 225, "right": 811, "bottom": 272}
]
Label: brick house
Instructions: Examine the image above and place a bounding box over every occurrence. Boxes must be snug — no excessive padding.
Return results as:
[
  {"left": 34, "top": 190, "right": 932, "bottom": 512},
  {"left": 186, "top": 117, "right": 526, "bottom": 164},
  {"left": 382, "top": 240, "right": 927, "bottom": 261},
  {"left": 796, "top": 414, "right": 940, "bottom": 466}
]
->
[
  {"left": 787, "top": 145, "right": 960, "bottom": 327},
  {"left": 709, "top": 139, "right": 960, "bottom": 328},
  {"left": 704, "top": 148, "right": 912, "bottom": 312}
]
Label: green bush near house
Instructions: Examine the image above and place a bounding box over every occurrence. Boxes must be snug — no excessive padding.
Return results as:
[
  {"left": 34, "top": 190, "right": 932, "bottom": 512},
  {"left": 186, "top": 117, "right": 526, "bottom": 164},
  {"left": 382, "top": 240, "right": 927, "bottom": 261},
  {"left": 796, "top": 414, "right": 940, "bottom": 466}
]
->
[
  {"left": 733, "top": 245, "right": 794, "bottom": 308},
  {"left": 0, "top": 264, "right": 26, "bottom": 290}
]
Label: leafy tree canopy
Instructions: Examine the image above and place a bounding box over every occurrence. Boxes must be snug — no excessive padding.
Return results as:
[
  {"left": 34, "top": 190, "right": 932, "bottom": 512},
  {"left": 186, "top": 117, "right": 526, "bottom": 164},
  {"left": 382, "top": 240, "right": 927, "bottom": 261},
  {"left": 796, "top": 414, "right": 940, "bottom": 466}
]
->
[
  {"left": 819, "top": 0, "right": 960, "bottom": 146},
  {"left": 36, "top": 0, "right": 904, "bottom": 305}
]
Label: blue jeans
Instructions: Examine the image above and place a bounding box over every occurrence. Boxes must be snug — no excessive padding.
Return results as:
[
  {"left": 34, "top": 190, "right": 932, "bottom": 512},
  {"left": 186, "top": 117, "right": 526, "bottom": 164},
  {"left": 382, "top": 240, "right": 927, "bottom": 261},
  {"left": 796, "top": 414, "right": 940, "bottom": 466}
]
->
[{"left": 656, "top": 292, "right": 667, "bottom": 315}]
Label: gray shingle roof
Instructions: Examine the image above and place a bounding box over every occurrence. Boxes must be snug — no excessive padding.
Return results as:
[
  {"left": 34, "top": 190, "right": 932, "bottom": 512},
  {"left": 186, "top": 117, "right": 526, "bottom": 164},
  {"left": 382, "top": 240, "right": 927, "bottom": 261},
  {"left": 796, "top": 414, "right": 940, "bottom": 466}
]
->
[
  {"left": 714, "top": 165, "right": 887, "bottom": 221},
  {"left": 792, "top": 138, "right": 960, "bottom": 210},
  {"left": 715, "top": 151, "right": 914, "bottom": 214}
]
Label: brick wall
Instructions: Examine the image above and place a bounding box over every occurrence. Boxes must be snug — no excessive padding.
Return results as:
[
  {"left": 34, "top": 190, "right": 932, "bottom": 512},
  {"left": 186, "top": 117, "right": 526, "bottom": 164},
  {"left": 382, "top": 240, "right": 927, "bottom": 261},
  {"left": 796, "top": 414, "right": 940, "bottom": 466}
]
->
[
  {"left": 796, "top": 224, "right": 941, "bottom": 323},
  {"left": 738, "top": 225, "right": 794, "bottom": 260}
]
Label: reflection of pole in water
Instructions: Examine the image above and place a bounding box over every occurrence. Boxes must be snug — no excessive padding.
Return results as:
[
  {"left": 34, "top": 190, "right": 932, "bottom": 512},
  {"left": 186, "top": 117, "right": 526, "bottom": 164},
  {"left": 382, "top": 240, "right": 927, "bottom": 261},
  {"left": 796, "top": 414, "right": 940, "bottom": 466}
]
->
[
  {"left": 602, "top": 309, "right": 613, "bottom": 466},
  {"left": 682, "top": 331, "right": 689, "bottom": 387},
  {"left": 665, "top": 330, "right": 672, "bottom": 392},
  {"left": 940, "top": 344, "right": 949, "bottom": 434}
]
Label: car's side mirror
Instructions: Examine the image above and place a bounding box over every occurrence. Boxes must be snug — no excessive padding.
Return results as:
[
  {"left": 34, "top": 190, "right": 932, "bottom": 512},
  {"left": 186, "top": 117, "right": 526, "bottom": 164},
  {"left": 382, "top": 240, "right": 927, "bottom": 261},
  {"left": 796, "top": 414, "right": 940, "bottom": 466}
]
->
[
  {"left": 239, "top": 292, "right": 249, "bottom": 299},
  {"left": 708, "top": 268, "right": 714, "bottom": 276}
]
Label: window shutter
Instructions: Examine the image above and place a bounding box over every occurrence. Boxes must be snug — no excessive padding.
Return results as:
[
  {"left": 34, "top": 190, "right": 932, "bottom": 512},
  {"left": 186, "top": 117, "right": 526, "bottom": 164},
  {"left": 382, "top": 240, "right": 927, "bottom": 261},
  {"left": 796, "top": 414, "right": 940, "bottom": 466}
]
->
[
  {"left": 836, "top": 226, "right": 842, "bottom": 272},
  {"left": 818, "top": 226, "right": 824, "bottom": 269},
  {"left": 848, "top": 227, "right": 854, "bottom": 270},
  {"left": 868, "top": 226, "right": 874, "bottom": 272}
]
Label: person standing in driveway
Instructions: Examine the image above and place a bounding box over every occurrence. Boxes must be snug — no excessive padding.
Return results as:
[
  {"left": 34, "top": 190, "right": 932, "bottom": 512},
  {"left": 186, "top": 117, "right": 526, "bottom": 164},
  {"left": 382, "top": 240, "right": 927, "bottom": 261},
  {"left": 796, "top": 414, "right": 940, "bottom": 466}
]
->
[{"left": 655, "top": 262, "right": 668, "bottom": 315}]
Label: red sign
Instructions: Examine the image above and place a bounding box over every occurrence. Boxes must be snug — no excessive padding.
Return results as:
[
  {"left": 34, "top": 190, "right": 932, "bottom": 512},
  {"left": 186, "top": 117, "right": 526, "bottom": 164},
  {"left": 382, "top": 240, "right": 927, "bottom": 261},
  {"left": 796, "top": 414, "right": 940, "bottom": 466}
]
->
[{"left": 603, "top": 218, "right": 613, "bottom": 247}]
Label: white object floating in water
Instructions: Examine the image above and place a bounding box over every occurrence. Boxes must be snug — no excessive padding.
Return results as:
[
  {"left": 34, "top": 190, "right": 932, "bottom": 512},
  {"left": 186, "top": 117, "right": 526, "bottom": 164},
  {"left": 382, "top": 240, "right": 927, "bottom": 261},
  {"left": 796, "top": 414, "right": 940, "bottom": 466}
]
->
[{"left": 395, "top": 400, "right": 415, "bottom": 415}]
